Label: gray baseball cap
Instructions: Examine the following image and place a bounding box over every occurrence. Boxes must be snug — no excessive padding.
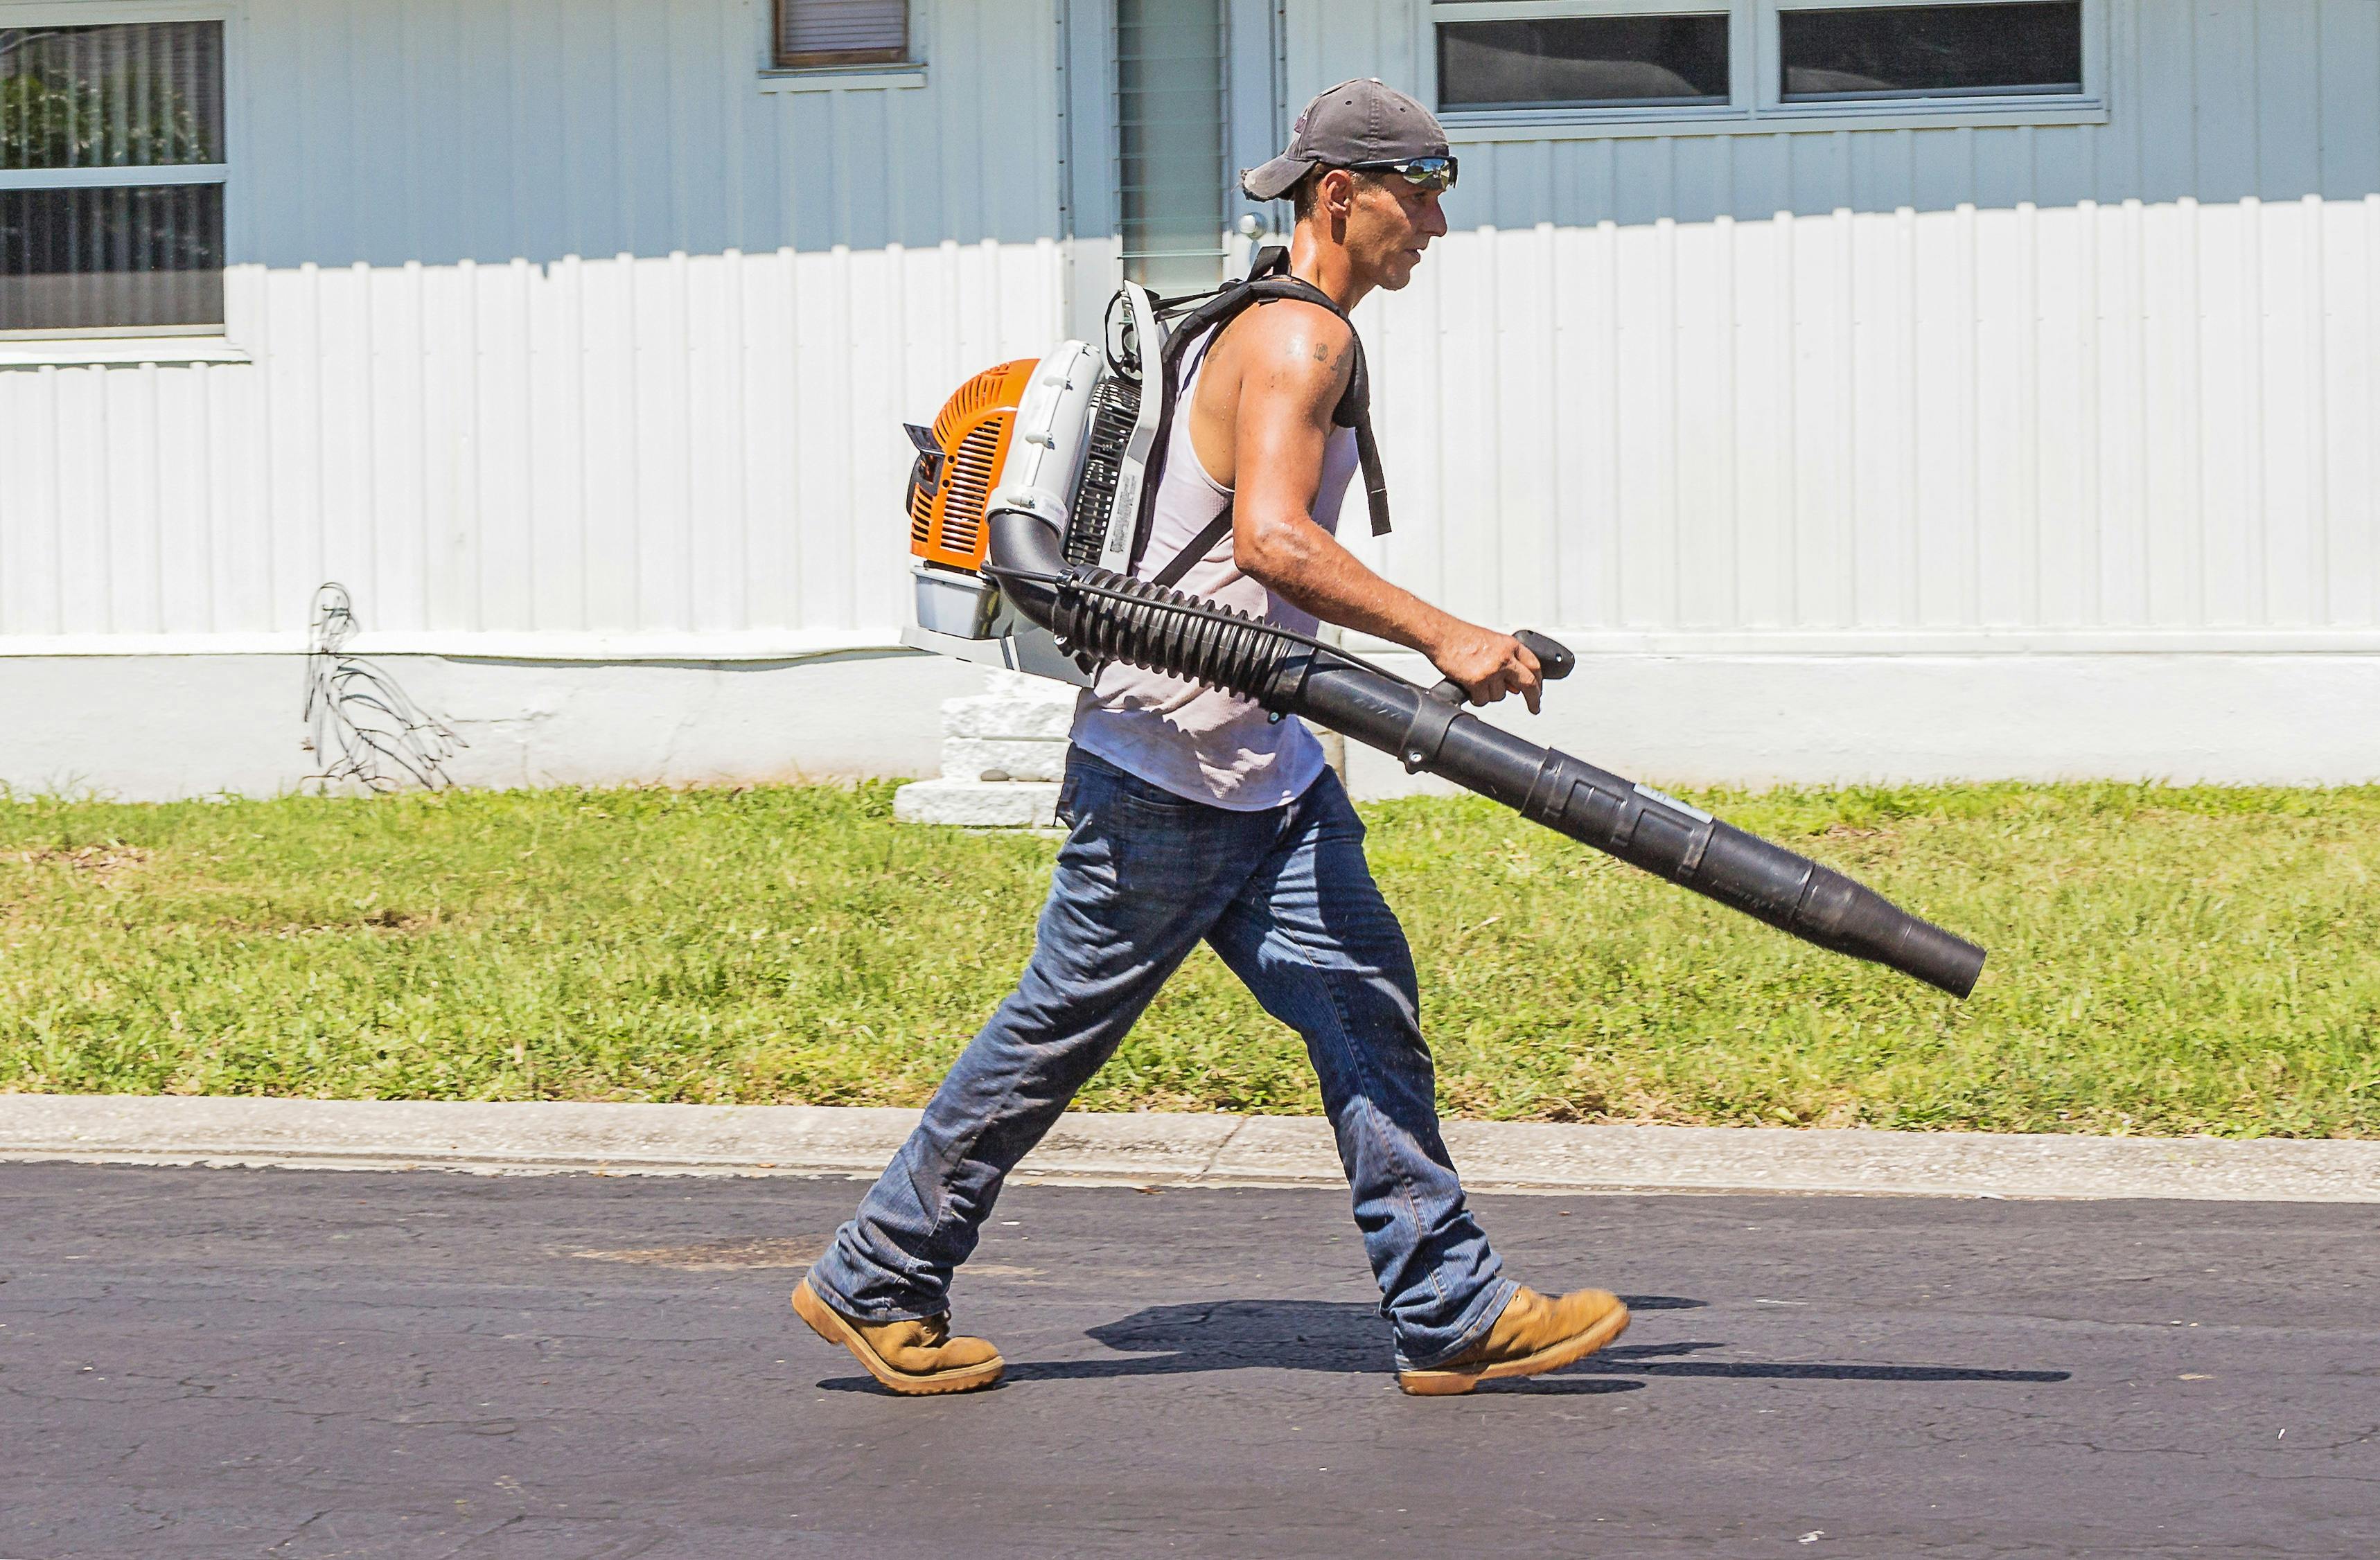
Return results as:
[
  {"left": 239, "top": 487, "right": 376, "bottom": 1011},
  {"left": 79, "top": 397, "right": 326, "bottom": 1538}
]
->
[{"left": 1241, "top": 78, "right": 1450, "bottom": 202}]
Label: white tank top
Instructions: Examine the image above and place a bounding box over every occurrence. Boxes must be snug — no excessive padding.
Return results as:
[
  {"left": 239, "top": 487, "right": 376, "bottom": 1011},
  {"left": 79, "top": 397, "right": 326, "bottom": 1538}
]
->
[{"left": 1069, "top": 323, "right": 1361, "bottom": 810}]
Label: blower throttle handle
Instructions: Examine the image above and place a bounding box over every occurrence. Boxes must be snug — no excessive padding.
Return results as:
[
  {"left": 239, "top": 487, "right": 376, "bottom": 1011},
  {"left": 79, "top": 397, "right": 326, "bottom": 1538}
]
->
[{"left": 1426, "top": 629, "right": 1576, "bottom": 707}]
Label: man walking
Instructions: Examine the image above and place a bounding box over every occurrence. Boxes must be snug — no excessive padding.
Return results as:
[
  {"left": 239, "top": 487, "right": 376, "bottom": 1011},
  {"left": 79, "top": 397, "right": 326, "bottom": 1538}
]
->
[{"left": 795, "top": 81, "right": 1628, "bottom": 1397}]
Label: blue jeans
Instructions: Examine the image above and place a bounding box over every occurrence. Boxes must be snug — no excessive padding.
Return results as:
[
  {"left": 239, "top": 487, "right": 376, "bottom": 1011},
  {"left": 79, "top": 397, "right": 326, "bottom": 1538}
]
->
[{"left": 806, "top": 747, "right": 1516, "bottom": 1370}]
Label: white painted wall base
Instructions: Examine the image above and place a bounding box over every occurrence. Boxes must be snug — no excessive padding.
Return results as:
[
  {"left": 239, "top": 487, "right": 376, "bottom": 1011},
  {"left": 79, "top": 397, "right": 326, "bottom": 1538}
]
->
[
  {"left": 0, "top": 652, "right": 980, "bottom": 801},
  {"left": 1343, "top": 650, "right": 2380, "bottom": 796},
  {"left": 0, "top": 649, "right": 2371, "bottom": 803}
]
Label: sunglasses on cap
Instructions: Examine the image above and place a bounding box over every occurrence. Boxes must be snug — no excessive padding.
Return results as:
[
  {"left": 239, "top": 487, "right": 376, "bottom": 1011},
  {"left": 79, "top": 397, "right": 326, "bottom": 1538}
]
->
[{"left": 1348, "top": 154, "right": 1458, "bottom": 193}]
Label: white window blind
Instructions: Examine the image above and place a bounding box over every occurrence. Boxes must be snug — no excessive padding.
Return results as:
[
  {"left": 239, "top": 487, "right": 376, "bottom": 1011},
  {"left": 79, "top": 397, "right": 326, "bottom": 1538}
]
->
[{"left": 776, "top": 0, "right": 908, "bottom": 67}]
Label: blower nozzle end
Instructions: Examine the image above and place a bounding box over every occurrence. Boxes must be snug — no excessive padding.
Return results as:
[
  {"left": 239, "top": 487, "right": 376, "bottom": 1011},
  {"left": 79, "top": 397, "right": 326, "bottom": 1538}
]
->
[{"left": 1891, "top": 918, "right": 1989, "bottom": 1000}]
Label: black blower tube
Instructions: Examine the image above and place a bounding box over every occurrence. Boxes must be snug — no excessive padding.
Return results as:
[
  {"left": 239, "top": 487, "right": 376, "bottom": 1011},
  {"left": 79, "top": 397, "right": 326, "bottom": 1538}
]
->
[{"left": 986, "top": 511, "right": 1987, "bottom": 999}]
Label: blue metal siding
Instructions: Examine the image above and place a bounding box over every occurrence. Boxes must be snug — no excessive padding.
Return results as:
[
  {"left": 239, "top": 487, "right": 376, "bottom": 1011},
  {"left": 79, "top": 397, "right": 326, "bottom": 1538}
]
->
[
  {"left": 1294, "top": 1, "right": 2380, "bottom": 224},
  {"left": 233, "top": 0, "right": 1064, "bottom": 267}
]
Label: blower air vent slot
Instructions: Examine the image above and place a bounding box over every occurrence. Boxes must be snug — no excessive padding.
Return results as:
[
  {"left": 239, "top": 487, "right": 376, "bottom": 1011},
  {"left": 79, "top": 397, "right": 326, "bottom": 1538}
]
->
[
  {"left": 935, "top": 416, "right": 1007, "bottom": 560},
  {"left": 908, "top": 470, "right": 937, "bottom": 549},
  {"left": 939, "top": 366, "right": 1004, "bottom": 433},
  {"left": 1064, "top": 373, "right": 1143, "bottom": 566}
]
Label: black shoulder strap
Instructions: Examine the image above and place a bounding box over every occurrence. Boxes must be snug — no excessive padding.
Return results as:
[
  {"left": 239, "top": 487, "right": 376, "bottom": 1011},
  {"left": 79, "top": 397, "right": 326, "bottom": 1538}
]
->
[
  {"left": 1129, "top": 249, "right": 1392, "bottom": 580},
  {"left": 1148, "top": 506, "right": 1236, "bottom": 593}
]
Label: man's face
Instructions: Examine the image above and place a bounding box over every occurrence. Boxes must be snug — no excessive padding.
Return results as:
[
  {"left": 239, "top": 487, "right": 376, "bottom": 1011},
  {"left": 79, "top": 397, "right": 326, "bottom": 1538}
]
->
[{"left": 1343, "top": 174, "right": 1448, "bottom": 292}]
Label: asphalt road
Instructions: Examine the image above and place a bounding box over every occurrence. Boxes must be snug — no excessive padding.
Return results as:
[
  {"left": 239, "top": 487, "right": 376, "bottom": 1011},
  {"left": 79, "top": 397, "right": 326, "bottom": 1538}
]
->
[{"left": 2, "top": 1164, "right": 2374, "bottom": 1559}]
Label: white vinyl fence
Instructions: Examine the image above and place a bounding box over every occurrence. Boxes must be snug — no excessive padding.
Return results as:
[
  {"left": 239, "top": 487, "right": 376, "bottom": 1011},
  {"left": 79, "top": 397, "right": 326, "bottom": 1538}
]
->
[
  {"left": 1359, "top": 194, "right": 2380, "bottom": 652},
  {"left": 0, "top": 239, "right": 1065, "bottom": 653}
]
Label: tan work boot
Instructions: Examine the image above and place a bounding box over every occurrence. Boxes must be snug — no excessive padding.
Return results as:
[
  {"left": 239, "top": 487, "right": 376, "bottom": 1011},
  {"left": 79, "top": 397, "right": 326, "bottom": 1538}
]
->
[
  {"left": 793, "top": 1278, "right": 1005, "bottom": 1397},
  {"left": 1396, "top": 1285, "right": 1630, "bottom": 1397}
]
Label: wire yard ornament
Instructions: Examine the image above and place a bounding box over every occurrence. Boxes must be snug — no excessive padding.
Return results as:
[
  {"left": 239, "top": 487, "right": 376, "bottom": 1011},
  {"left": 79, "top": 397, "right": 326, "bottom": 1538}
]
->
[{"left": 301, "top": 583, "right": 464, "bottom": 792}]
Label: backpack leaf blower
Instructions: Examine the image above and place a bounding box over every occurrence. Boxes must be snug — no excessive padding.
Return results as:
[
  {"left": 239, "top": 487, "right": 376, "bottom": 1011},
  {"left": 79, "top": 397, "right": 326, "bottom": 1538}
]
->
[{"left": 899, "top": 251, "right": 1988, "bottom": 999}]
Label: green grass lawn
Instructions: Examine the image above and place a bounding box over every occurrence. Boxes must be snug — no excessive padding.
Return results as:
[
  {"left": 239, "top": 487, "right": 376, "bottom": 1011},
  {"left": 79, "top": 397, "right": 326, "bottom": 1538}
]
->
[{"left": 3, "top": 779, "right": 2374, "bottom": 1136}]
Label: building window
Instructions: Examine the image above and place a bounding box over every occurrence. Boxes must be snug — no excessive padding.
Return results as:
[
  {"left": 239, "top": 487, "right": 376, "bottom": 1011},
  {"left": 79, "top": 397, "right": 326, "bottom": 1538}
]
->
[
  {"left": 1429, "top": 2, "right": 2099, "bottom": 128},
  {"left": 1779, "top": 2, "right": 2081, "bottom": 102},
  {"left": 775, "top": 0, "right": 908, "bottom": 70},
  {"left": 0, "top": 21, "right": 225, "bottom": 335},
  {"left": 1116, "top": 0, "right": 1228, "bottom": 297},
  {"left": 1439, "top": 14, "right": 1731, "bottom": 112}
]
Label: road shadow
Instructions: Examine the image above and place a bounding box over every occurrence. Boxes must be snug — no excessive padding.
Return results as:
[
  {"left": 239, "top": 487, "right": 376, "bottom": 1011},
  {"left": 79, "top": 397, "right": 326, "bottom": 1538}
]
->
[
  {"left": 1577, "top": 1340, "right": 2070, "bottom": 1384},
  {"left": 816, "top": 1294, "right": 2065, "bottom": 1395},
  {"left": 1007, "top": 1298, "right": 1665, "bottom": 1388}
]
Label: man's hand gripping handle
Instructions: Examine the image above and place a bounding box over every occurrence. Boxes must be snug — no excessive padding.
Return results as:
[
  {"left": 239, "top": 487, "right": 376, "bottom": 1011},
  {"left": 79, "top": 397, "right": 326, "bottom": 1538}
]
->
[
  {"left": 1401, "top": 630, "right": 1575, "bottom": 774},
  {"left": 1426, "top": 630, "right": 1575, "bottom": 707}
]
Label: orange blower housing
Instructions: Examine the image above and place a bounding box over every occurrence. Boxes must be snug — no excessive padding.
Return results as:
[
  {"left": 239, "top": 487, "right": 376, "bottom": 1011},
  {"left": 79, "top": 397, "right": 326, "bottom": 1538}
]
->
[{"left": 907, "top": 358, "right": 1034, "bottom": 572}]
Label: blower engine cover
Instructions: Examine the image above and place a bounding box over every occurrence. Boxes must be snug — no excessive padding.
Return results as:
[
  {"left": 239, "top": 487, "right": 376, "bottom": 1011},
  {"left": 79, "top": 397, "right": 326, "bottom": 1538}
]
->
[{"left": 907, "top": 358, "right": 1035, "bottom": 573}]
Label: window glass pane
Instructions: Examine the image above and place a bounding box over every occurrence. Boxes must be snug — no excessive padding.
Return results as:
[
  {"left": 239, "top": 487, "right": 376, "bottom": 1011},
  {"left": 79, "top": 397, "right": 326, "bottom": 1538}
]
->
[
  {"left": 0, "top": 185, "right": 224, "bottom": 330},
  {"left": 1438, "top": 16, "right": 1731, "bottom": 112},
  {"left": 1117, "top": 0, "right": 1226, "bottom": 296},
  {"left": 0, "top": 22, "right": 223, "bottom": 170},
  {"left": 1780, "top": 3, "right": 2082, "bottom": 102},
  {"left": 776, "top": 0, "right": 906, "bottom": 64}
]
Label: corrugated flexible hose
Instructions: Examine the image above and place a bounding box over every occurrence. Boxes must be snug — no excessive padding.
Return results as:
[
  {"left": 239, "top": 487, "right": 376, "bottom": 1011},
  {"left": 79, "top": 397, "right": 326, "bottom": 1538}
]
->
[{"left": 987, "top": 511, "right": 1987, "bottom": 998}]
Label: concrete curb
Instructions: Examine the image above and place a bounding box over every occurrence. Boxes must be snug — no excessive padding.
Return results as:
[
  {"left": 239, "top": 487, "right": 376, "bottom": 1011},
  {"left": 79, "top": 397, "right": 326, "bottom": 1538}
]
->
[{"left": 4, "top": 1094, "right": 2378, "bottom": 1203}]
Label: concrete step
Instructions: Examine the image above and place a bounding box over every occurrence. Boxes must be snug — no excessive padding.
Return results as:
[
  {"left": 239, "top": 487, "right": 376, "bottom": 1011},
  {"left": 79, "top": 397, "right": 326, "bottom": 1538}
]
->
[
  {"left": 938, "top": 736, "right": 1068, "bottom": 782},
  {"left": 940, "top": 669, "right": 1079, "bottom": 742}
]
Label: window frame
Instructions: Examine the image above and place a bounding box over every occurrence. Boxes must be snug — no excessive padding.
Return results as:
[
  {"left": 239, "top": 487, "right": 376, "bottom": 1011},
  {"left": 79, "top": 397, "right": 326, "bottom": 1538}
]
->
[
  {"left": 1423, "top": 0, "right": 2106, "bottom": 142},
  {"left": 1761, "top": 0, "right": 2091, "bottom": 116},
  {"left": 1433, "top": 1, "right": 1746, "bottom": 119},
  {"left": 768, "top": 0, "right": 915, "bottom": 76},
  {"left": 0, "top": 0, "right": 240, "bottom": 346}
]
